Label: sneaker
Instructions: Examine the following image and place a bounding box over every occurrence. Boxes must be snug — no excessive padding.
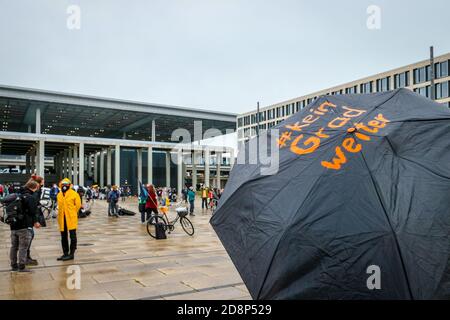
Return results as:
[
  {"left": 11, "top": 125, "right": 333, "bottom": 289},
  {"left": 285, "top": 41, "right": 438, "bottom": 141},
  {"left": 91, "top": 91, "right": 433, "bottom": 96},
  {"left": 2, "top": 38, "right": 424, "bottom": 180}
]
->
[
  {"left": 18, "top": 265, "right": 32, "bottom": 273},
  {"left": 11, "top": 264, "right": 18, "bottom": 272},
  {"left": 57, "top": 254, "right": 69, "bottom": 261},
  {"left": 26, "top": 258, "right": 39, "bottom": 266}
]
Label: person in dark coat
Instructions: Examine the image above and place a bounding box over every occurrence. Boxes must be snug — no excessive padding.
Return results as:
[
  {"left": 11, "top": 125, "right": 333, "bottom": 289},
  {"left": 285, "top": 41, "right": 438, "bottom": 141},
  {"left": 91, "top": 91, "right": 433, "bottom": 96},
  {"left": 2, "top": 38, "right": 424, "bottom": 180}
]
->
[
  {"left": 26, "top": 175, "right": 44, "bottom": 266},
  {"left": 9, "top": 180, "right": 41, "bottom": 272}
]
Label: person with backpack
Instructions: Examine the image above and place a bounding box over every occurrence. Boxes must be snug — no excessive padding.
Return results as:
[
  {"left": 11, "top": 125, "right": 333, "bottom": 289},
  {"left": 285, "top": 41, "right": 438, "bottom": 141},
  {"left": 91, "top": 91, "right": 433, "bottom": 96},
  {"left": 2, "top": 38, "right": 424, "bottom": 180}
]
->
[
  {"left": 26, "top": 175, "right": 45, "bottom": 266},
  {"left": 9, "top": 180, "right": 41, "bottom": 272},
  {"left": 107, "top": 185, "right": 120, "bottom": 217},
  {"left": 187, "top": 186, "right": 196, "bottom": 216},
  {"left": 57, "top": 178, "right": 81, "bottom": 261}
]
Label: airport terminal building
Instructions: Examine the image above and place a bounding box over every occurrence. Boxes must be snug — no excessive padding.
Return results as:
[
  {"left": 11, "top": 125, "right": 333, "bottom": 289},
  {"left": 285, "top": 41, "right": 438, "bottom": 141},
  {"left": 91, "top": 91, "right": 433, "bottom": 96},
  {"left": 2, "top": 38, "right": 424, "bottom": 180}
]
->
[
  {"left": 0, "top": 85, "right": 237, "bottom": 194},
  {"left": 237, "top": 52, "right": 450, "bottom": 141}
]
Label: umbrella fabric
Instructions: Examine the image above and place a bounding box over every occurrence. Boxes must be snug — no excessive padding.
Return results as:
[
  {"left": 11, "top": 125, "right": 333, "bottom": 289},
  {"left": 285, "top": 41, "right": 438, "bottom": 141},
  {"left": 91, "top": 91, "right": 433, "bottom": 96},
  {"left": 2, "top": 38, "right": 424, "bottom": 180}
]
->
[
  {"left": 138, "top": 181, "right": 148, "bottom": 202},
  {"left": 211, "top": 89, "right": 450, "bottom": 300}
]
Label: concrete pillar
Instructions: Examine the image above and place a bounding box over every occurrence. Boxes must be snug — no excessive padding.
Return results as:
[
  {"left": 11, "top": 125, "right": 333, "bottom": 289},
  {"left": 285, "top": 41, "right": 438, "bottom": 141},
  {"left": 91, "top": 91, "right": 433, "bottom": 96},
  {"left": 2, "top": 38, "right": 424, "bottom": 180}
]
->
[
  {"left": 30, "top": 147, "right": 36, "bottom": 175},
  {"left": 57, "top": 153, "right": 62, "bottom": 179},
  {"left": 37, "top": 139, "right": 45, "bottom": 178},
  {"left": 177, "top": 149, "right": 183, "bottom": 198},
  {"left": 107, "top": 147, "right": 112, "bottom": 186},
  {"left": 147, "top": 146, "right": 153, "bottom": 185},
  {"left": 100, "top": 149, "right": 105, "bottom": 187},
  {"left": 63, "top": 149, "right": 68, "bottom": 178},
  {"left": 73, "top": 144, "right": 78, "bottom": 185},
  {"left": 115, "top": 144, "right": 120, "bottom": 186},
  {"left": 151, "top": 120, "right": 156, "bottom": 142},
  {"left": 165, "top": 150, "right": 171, "bottom": 188},
  {"left": 204, "top": 148, "right": 210, "bottom": 188},
  {"left": 87, "top": 154, "right": 93, "bottom": 177},
  {"left": 25, "top": 152, "right": 31, "bottom": 174},
  {"left": 192, "top": 150, "right": 198, "bottom": 191},
  {"left": 137, "top": 148, "right": 142, "bottom": 195},
  {"left": 230, "top": 148, "right": 235, "bottom": 169},
  {"left": 79, "top": 143, "right": 84, "bottom": 187},
  {"left": 36, "top": 108, "right": 41, "bottom": 134},
  {"left": 94, "top": 153, "right": 98, "bottom": 183},
  {"left": 68, "top": 147, "right": 73, "bottom": 182},
  {"left": 216, "top": 151, "right": 222, "bottom": 189}
]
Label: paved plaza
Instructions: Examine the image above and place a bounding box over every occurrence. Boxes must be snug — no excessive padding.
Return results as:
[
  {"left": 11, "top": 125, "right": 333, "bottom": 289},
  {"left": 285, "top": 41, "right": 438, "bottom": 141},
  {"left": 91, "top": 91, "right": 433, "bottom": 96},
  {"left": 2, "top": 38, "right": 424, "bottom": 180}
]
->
[{"left": 0, "top": 199, "right": 250, "bottom": 300}]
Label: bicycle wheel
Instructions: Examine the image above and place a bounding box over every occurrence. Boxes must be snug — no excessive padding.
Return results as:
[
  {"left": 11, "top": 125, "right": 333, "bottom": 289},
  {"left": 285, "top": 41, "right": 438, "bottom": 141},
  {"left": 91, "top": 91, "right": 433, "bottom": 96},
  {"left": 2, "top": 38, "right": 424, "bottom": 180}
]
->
[
  {"left": 180, "top": 217, "right": 194, "bottom": 236},
  {"left": 146, "top": 214, "right": 168, "bottom": 238}
]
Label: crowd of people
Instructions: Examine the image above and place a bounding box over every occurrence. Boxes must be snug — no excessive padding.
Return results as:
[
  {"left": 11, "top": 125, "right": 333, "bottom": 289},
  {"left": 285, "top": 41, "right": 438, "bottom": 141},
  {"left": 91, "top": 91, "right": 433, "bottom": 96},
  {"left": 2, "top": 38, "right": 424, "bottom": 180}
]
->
[{"left": 1, "top": 177, "right": 224, "bottom": 273}]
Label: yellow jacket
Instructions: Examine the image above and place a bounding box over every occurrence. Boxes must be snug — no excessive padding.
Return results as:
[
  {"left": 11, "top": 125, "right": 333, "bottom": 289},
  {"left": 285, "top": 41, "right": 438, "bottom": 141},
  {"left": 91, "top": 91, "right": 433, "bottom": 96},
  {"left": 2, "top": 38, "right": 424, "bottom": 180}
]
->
[{"left": 57, "top": 185, "right": 81, "bottom": 231}]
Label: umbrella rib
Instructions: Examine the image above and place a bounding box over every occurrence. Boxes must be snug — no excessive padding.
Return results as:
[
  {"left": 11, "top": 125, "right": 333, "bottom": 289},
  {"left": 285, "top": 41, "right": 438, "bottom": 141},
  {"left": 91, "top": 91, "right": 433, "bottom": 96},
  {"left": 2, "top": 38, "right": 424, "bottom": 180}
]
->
[{"left": 357, "top": 145, "right": 415, "bottom": 300}]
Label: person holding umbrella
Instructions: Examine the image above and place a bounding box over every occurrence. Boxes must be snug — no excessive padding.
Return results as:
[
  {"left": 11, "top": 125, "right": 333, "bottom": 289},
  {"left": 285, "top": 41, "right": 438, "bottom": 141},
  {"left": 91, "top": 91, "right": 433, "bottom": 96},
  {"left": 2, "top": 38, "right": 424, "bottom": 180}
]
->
[{"left": 56, "top": 178, "right": 81, "bottom": 261}]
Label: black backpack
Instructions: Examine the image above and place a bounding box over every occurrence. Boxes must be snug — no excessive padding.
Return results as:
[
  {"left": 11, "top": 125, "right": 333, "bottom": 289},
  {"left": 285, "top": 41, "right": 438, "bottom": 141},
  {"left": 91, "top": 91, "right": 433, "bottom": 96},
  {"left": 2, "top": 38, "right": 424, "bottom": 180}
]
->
[
  {"left": 155, "top": 222, "right": 167, "bottom": 240},
  {"left": 0, "top": 193, "right": 25, "bottom": 225}
]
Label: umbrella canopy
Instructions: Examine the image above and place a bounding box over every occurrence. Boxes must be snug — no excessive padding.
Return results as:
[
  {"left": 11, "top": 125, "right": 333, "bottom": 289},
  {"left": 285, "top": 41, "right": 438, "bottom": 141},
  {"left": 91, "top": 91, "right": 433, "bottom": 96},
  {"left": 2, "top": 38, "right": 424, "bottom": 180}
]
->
[{"left": 211, "top": 89, "right": 450, "bottom": 300}]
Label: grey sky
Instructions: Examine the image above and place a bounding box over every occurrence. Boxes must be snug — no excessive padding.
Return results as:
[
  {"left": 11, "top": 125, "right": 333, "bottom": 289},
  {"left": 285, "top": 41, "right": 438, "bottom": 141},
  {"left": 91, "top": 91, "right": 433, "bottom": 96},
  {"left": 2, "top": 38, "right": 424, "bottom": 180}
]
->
[{"left": 1, "top": 0, "right": 449, "bottom": 114}]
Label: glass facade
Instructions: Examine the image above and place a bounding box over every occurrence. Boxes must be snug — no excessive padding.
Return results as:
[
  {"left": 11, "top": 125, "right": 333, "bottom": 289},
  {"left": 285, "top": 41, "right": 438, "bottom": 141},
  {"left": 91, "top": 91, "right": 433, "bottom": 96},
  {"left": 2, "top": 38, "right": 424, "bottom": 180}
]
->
[
  {"left": 436, "top": 81, "right": 450, "bottom": 100},
  {"left": 376, "top": 77, "right": 390, "bottom": 92},
  {"left": 394, "top": 71, "right": 410, "bottom": 89},
  {"left": 435, "top": 60, "right": 449, "bottom": 79},
  {"left": 414, "top": 85, "right": 431, "bottom": 98},
  {"left": 360, "top": 82, "right": 372, "bottom": 94},
  {"left": 414, "top": 65, "right": 431, "bottom": 84}
]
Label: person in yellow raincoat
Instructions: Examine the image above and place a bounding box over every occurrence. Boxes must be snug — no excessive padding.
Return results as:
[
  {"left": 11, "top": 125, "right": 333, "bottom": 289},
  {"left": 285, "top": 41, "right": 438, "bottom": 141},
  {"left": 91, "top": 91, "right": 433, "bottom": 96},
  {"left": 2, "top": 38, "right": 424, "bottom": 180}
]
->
[{"left": 56, "top": 178, "right": 81, "bottom": 261}]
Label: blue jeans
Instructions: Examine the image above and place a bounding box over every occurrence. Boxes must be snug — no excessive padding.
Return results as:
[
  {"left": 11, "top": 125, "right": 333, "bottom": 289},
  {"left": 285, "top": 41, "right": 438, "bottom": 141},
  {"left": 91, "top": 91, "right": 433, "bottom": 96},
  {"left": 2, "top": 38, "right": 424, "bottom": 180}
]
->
[{"left": 108, "top": 201, "right": 118, "bottom": 216}]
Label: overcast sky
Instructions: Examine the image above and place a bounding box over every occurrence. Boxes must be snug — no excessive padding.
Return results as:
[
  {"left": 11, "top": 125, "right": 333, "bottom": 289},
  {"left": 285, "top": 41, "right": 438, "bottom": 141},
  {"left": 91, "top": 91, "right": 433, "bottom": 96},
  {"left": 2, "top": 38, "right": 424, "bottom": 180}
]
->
[{"left": 1, "top": 0, "right": 449, "bottom": 114}]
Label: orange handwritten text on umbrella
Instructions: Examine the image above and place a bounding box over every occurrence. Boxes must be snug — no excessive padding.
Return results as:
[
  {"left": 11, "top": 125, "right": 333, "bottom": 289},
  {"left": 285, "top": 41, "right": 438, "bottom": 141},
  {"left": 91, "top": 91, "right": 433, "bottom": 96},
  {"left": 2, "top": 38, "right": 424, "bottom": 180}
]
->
[{"left": 321, "top": 114, "right": 390, "bottom": 170}]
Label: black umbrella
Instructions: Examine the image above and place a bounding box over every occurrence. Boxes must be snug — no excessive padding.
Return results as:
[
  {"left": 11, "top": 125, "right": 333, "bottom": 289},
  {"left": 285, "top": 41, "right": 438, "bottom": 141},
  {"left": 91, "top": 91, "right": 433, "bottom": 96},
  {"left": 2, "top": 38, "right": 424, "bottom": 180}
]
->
[{"left": 211, "top": 89, "right": 450, "bottom": 300}]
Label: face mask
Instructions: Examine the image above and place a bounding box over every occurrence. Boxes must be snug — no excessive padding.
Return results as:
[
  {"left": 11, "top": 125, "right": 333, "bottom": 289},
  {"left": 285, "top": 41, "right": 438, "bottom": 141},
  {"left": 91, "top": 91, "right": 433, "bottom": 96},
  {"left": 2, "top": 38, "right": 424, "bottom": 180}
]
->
[{"left": 62, "top": 185, "right": 70, "bottom": 192}]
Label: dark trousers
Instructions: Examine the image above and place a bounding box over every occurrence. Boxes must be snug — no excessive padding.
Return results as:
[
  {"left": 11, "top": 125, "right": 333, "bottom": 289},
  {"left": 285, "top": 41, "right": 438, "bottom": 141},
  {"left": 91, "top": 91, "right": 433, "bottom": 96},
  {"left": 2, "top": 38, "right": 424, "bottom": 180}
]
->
[
  {"left": 61, "top": 216, "right": 77, "bottom": 256},
  {"left": 10, "top": 229, "right": 32, "bottom": 266},
  {"left": 202, "top": 198, "right": 208, "bottom": 209},
  {"left": 145, "top": 207, "right": 158, "bottom": 222},
  {"left": 27, "top": 228, "right": 34, "bottom": 259},
  {"left": 189, "top": 200, "right": 195, "bottom": 214}
]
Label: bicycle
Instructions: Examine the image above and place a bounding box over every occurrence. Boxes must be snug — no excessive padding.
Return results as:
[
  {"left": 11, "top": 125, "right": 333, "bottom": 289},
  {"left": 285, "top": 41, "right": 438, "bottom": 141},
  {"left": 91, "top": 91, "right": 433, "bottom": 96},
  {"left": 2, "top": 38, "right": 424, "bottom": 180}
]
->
[
  {"left": 40, "top": 199, "right": 57, "bottom": 220},
  {"left": 146, "top": 203, "right": 194, "bottom": 238}
]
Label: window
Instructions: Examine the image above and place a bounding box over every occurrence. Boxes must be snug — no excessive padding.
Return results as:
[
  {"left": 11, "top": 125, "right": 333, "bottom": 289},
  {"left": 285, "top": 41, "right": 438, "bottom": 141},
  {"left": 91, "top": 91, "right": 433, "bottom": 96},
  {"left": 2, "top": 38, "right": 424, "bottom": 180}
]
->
[
  {"left": 300, "top": 100, "right": 306, "bottom": 109},
  {"left": 376, "top": 77, "right": 391, "bottom": 92},
  {"left": 414, "top": 65, "right": 431, "bottom": 84},
  {"left": 435, "top": 81, "right": 449, "bottom": 100},
  {"left": 435, "top": 60, "right": 449, "bottom": 79},
  {"left": 394, "top": 71, "right": 410, "bottom": 89},
  {"left": 414, "top": 85, "right": 431, "bottom": 98},
  {"left": 360, "top": 82, "right": 373, "bottom": 94},
  {"left": 237, "top": 118, "right": 243, "bottom": 128},
  {"left": 345, "top": 86, "right": 357, "bottom": 94}
]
